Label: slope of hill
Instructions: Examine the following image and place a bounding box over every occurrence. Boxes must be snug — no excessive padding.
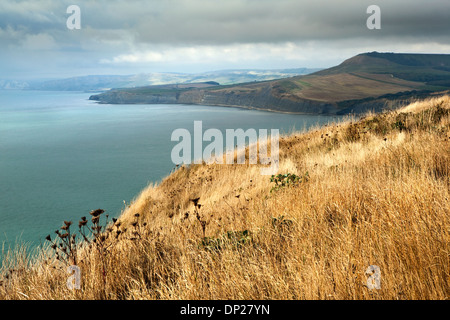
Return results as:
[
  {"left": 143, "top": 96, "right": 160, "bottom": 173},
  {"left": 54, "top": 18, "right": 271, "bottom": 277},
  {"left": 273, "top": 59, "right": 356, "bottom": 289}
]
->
[
  {"left": 90, "top": 52, "right": 450, "bottom": 114},
  {"left": 1, "top": 95, "right": 449, "bottom": 300}
]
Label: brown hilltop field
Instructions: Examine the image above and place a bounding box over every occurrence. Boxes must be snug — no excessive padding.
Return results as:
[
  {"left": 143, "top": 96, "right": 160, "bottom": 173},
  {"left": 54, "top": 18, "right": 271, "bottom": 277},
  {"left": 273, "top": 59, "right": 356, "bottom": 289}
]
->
[{"left": 1, "top": 95, "right": 449, "bottom": 300}]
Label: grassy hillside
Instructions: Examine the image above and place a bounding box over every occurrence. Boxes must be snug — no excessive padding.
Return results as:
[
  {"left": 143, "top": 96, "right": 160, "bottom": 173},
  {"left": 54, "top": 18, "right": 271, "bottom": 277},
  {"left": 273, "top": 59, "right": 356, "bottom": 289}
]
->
[
  {"left": 1, "top": 95, "right": 449, "bottom": 300},
  {"left": 90, "top": 52, "right": 450, "bottom": 115},
  {"left": 266, "top": 52, "right": 450, "bottom": 102}
]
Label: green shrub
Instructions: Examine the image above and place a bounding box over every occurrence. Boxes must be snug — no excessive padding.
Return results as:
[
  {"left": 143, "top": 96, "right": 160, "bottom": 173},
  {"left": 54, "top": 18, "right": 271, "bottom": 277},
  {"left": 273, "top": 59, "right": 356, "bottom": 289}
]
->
[
  {"left": 270, "top": 172, "right": 309, "bottom": 192},
  {"left": 199, "top": 230, "right": 252, "bottom": 252}
]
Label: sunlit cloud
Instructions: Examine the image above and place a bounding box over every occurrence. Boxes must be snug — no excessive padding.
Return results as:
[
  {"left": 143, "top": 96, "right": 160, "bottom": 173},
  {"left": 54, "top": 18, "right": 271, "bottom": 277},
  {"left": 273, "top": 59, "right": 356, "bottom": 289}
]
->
[{"left": 101, "top": 43, "right": 300, "bottom": 64}]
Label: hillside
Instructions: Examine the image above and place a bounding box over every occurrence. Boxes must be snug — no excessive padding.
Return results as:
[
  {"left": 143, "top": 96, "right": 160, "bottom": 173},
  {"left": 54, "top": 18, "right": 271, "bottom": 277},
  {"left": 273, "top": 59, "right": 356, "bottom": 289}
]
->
[
  {"left": 90, "top": 52, "right": 450, "bottom": 114},
  {"left": 1, "top": 94, "right": 449, "bottom": 300}
]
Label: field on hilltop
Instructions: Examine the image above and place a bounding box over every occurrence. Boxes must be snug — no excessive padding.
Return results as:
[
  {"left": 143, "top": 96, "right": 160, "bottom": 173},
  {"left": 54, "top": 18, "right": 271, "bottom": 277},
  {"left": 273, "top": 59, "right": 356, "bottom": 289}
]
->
[
  {"left": 1, "top": 94, "right": 449, "bottom": 300},
  {"left": 249, "top": 72, "right": 423, "bottom": 103}
]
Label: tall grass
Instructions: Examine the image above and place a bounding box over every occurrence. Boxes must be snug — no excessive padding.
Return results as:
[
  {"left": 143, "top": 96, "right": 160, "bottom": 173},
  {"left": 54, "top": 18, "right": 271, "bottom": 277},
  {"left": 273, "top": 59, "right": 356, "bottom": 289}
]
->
[{"left": 1, "top": 95, "right": 449, "bottom": 300}]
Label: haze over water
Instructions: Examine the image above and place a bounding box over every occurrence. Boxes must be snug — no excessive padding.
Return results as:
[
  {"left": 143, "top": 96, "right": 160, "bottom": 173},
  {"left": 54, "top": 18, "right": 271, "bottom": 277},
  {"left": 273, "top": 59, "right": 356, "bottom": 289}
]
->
[{"left": 0, "top": 90, "right": 341, "bottom": 256}]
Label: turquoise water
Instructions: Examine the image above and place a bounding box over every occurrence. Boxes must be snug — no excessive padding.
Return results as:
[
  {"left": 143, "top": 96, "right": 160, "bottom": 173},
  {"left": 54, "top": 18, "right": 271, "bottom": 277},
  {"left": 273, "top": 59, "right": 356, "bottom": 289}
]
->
[{"left": 0, "top": 90, "right": 341, "bottom": 256}]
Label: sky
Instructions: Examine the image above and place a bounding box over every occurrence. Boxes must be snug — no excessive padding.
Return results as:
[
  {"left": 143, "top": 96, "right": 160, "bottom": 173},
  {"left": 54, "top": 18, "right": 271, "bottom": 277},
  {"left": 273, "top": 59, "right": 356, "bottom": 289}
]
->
[{"left": 1, "top": 0, "right": 449, "bottom": 80}]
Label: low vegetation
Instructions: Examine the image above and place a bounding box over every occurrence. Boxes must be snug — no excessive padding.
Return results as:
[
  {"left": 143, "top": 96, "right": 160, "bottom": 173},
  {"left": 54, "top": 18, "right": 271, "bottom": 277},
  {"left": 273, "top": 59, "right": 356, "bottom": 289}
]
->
[{"left": 1, "top": 95, "right": 449, "bottom": 300}]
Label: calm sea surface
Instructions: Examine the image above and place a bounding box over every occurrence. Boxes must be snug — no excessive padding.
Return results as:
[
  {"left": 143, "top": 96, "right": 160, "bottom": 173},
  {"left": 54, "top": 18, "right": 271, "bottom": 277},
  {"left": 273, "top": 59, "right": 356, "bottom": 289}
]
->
[{"left": 0, "top": 90, "right": 342, "bottom": 258}]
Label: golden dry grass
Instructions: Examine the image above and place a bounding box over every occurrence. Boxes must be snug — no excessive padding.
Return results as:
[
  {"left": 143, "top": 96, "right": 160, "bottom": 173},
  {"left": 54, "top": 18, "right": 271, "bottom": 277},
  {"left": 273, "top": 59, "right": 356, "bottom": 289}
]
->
[
  {"left": 0, "top": 95, "right": 449, "bottom": 300},
  {"left": 287, "top": 73, "right": 423, "bottom": 102}
]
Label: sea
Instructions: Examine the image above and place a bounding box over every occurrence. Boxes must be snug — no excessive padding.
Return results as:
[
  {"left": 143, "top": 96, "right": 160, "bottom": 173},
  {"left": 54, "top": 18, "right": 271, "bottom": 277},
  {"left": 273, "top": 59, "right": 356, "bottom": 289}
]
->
[{"left": 0, "top": 90, "right": 342, "bottom": 260}]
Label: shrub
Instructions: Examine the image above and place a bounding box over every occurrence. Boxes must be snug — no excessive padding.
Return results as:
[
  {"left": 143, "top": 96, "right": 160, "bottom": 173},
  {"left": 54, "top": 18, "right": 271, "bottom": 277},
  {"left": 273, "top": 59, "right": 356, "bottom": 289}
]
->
[{"left": 270, "top": 172, "right": 309, "bottom": 192}]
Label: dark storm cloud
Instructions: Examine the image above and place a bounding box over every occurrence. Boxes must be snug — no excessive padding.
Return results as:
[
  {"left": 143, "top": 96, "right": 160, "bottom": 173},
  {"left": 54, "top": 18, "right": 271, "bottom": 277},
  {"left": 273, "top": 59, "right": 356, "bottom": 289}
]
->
[
  {"left": 82, "top": 0, "right": 450, "bottom": 45},
  {"left": 2, "top": 0, "right": 449, "bottom": 45}
]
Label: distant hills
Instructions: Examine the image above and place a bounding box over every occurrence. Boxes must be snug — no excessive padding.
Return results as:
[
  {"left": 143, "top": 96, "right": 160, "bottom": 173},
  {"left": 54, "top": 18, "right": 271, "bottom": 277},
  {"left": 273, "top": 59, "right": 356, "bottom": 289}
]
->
[
  {"left": 0, "top": 79, "right": 30, "bottom": 90},
  {"left": 90, "top": 52, "right": 450, "bottom": 114},
  {"left": 0, "top": 68, "right": 320, "bottom": 91}
]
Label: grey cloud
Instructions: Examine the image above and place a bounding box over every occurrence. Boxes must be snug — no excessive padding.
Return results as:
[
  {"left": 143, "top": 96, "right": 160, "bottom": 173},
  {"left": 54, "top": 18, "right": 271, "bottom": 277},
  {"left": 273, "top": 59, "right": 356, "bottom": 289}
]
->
[
  {"left": 126, "top": 0, "right": 450, "bottom": 45},
  {"left": 4, "top": 0, "right": 449, "bottom": 45},
  {"left": 1, "top": 0, "right": 448, "bottom": 47}
]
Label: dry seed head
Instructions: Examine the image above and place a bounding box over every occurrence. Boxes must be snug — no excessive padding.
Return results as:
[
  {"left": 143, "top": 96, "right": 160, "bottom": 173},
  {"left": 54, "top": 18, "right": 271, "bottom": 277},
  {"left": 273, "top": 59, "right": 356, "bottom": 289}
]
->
[
  {"left": 92, "top": 216, "right": 100, "bottom": 224},
  {"left": 190, "top": 197, "right": 200, "bottom": 206},
  {"left": 79, "top": 220, "right": 87, "bottom": 227},
  {"left": 90, "top": 209, "right": 104, "bottom": 217}
]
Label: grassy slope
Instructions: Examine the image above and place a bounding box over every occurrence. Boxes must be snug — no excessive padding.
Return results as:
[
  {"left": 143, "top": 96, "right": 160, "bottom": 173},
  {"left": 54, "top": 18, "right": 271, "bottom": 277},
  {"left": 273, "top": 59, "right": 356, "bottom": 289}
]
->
[
  {"left": 1, "top": 95, "right": 449, "bottom": 300},
  {"left": 265, "top": 53, "right": 450, "bottom": 103},
  {"left": 271, "top": 72, "right": 424, "bottom": 102},
  {"left": 99, "top": 53, "right": 450, "bottom": 108}
]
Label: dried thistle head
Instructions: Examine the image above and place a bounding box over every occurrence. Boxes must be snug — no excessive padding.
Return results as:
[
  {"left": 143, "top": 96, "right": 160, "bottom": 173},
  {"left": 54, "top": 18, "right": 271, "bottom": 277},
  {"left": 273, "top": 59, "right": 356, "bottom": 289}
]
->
[
  {"left": 190, "top": 197, "right": 200, "bottom": 207},
  {"left": 90, "top": 209, "right": 104, "bottom": 217},
  {"left": 92, "top": 216, "right": 100, "bottom": 224},
  {"left": 78, "top": 220, "right": 88, "bottom": 228},
  {"left": 59, "top": 232, "right": 69, "bottom": 239}
]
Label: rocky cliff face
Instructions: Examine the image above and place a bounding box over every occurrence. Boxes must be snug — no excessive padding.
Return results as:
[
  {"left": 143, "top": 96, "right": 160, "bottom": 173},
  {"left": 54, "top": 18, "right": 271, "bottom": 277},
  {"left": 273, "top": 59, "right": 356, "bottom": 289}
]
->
[
  {"left": 89, "top": 86, "right": 339, "bottom": 114},
  {"left": 89, "top": 87, "right": 436, "bottom": 115},
  {"left": 90, "top": 90, "right": 179, "bottom": 104}
]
